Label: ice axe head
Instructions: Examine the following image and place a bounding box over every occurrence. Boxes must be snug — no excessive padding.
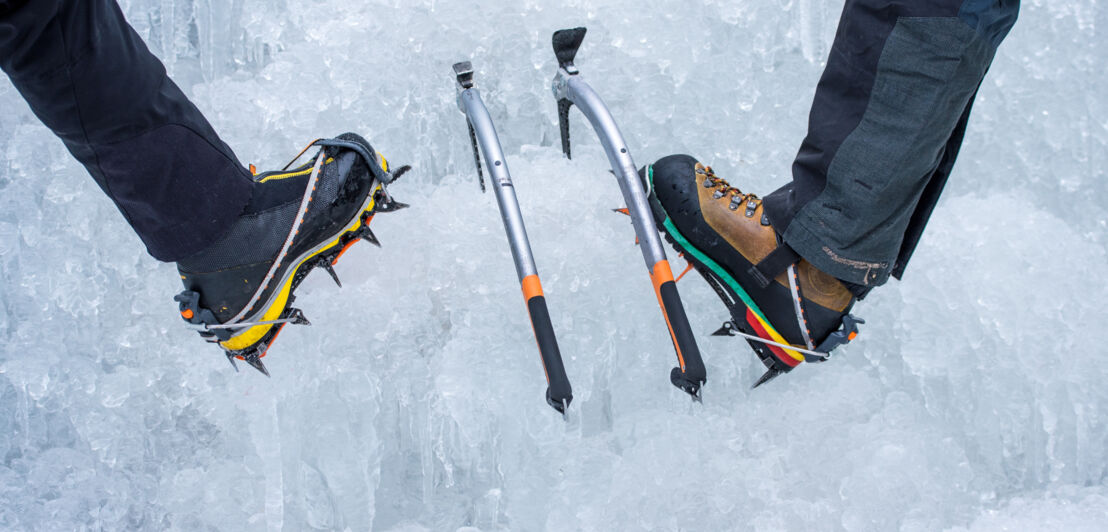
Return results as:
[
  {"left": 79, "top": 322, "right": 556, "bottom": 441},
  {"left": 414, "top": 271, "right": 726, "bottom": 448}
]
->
[
  {"left": 452, "top": 61, "right": 475, "bottom": 89},
  {"left": 552, "top": 27, "right": 587, "bottom": 71}
]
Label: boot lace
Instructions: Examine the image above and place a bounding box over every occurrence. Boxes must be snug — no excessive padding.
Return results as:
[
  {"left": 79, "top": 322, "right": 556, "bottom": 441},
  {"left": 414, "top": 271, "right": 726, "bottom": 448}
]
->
[{"left": 698, "top": 165, "right": 758, "bottom": 210}]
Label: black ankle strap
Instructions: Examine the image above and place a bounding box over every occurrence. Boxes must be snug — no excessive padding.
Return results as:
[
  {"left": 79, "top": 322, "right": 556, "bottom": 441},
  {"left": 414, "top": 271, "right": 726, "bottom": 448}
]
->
[
  {"left": 747, "top": 243, "right": 801, "bottom": 289},
  {"left": 314, "top": 138, "right": 394, "bottom": 185}
]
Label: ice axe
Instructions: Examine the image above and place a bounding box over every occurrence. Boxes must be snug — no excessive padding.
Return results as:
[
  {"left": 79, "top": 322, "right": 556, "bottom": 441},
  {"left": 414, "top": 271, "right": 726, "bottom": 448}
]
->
[
  {"left": 453, "top": 61, "right": 574, "bottom": 416},
  {"left": 550, "top": 27, "right": 707, "bottom": 399}
]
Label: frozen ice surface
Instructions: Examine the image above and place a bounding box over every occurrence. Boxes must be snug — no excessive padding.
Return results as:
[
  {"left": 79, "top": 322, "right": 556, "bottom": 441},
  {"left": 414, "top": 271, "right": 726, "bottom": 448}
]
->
[
  {"left": 949, "top": 485, "right": 1108, "bottom": 532},
  {"left": 1, "top": 0, "right": 1106, "bottom": 530}
]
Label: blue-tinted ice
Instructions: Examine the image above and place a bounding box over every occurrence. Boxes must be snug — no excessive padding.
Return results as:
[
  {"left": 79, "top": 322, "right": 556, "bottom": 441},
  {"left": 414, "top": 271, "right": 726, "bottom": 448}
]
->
[{"left": 0, "top": 0, "right": 1106, "bottom": 530}]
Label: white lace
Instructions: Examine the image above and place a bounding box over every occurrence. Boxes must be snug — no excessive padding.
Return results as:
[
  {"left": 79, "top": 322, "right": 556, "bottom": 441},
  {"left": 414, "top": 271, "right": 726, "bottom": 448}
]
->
[{"left": 224, "top": 150, "right": 326, "bottom": 326}]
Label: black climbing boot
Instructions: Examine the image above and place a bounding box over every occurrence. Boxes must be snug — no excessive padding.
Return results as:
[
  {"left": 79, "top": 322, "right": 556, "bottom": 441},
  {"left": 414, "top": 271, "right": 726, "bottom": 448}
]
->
[{"left": 174, "top": 133, "right": 409, "bottom": 375}]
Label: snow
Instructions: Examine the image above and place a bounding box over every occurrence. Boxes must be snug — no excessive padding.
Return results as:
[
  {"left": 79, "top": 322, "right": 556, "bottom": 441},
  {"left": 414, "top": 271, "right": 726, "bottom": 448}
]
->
[{"left": 1, "top": 0, "right": 1106, "bottom": 530}]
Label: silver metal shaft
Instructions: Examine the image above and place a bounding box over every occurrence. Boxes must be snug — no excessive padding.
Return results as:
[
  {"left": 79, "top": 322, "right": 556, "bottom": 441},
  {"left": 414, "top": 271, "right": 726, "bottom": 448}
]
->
[
  {"left": 458, "top": 88, "right": 539, "bottom": 282},
  {"left": 561, "top": 73, "right": 668, "bottom": 270}
]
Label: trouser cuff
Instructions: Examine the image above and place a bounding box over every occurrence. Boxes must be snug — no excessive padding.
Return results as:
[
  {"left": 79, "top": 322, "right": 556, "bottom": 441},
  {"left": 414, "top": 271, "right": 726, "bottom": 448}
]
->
[{"left": 779, "top": 217, "right": 892, "bottom": 288}]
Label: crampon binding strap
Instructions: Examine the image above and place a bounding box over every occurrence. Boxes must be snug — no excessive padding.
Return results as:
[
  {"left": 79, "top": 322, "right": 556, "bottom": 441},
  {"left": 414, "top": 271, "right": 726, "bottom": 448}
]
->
[{"left": 713, "top": 313, "right": 864, "bottom": 363}]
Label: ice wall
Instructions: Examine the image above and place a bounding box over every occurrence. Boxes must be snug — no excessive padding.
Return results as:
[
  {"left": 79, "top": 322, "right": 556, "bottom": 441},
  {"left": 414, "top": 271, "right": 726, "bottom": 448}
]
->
[{"left": 1, "top": 0, "right": 1106, "bottom": 530}]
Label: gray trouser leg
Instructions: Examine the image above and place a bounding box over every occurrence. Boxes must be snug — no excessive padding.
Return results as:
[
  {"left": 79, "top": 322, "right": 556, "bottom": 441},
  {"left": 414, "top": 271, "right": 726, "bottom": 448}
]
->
[{"left": 762, "top": 1, "right": 1019, "bottom": 287}]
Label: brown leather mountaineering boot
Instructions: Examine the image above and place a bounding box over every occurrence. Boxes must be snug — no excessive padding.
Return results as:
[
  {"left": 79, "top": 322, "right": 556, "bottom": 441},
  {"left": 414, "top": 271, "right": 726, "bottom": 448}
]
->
[{"left": 644, "top": 154, "right": 863, "bottom": 387}]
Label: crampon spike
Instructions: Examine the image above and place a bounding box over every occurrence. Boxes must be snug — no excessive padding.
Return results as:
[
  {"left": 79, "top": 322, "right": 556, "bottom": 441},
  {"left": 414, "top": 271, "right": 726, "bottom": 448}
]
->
[
  {"left": 711, "top": 321, "right": 736, "bottom": 337},
  {"left": 374, "top": 188, "right": 408, "bottom": 213},
  {"left": 225, "top": 352, "right": 240, "bottom": 372},
  {"left": 752, "top": 367, "right": 784, "bottom": 389},
  {"left": 360, "top": 227, "right": 381, "bottom": 247},
  {"left": 285, "top": 307, "right": 311, "bottom": 326},
  {"left": 391, "top": 165, "right": 412, "bottom": 181},
  {"left": 320, "top": 261, "right": 342, "bottom": 287},
  {"left": 675, "top": 261, "right": 695, "bottom": 282},
  {"left": 376, "top": 196, "right": 408, "bottom": 213},
  {"left": 243, "top": 354, "right": 270, "bottom": 377},
  {"left": 612, "top": 208, "right": 640, "bottom": 245}
]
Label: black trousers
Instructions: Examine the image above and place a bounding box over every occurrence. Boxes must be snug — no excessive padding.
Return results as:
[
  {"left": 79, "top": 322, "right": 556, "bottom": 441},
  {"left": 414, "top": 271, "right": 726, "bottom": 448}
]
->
[
  {"left": 0, "top": 0, "right": 252, "bottom": 262},
  {"left": 3, "top": 1, "right": 1018, "bottom": 276},
  {"left": 764, "top": 0, "right": 1019, "bottom": 287}
]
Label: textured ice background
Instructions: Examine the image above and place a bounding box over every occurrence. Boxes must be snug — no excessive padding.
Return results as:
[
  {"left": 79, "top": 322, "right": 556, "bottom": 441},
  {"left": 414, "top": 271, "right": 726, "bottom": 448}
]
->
[{"left": 1, "top": 0, "right": 1106, "bottom": 530}]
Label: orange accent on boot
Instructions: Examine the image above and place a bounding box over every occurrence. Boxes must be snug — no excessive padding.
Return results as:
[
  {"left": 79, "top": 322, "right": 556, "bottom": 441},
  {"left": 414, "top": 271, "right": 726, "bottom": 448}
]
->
[
  {"left": 249, "top": 164, "right": 257, "bottom": 176},
  {"left": 332, "top": 215, "right": 375, "bottom": 265},
  {"left": 261, "top": 323, "right": 288, "bottom": 358},
  {"left": 181, "top": 309, "right": 194, "bottom": 319},
  {"left": 332, "top": 239, "right": 359, "bottom": 265}
]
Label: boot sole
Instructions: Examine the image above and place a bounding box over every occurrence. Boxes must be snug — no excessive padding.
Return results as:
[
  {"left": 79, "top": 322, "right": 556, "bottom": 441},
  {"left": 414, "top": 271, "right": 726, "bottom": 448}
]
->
[{"left": 219, "top": 183, "right": 384, "bottom": 358}]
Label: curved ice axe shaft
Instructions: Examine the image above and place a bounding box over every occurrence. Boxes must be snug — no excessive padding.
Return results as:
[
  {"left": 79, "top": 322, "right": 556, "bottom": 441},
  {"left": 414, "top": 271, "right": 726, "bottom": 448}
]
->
[
  {"left": 453, "top": 61, "right": 573, "bottom": 415},
  {"left": 550, "top": 28, "right": 706, "bottom": 398}
]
